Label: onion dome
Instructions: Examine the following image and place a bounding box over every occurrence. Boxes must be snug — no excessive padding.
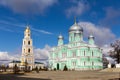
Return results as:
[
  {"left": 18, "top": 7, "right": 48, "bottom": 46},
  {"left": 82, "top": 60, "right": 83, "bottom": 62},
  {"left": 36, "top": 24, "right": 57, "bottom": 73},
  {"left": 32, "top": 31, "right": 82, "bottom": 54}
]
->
[
  {"left": 75, "top": 30, "right": 81, "bottom": 34},
  {"left": 58, "top": 34, "right": 64, "bottom": 39},
  {"left": 88, "top": 34, "right": 94, "bottom": 39},
  {"left": 25, "top": 26, "right": 30, "bottom": 33},
  {"left": 69, "top": 18, "right": 83, "bottom": 32}
]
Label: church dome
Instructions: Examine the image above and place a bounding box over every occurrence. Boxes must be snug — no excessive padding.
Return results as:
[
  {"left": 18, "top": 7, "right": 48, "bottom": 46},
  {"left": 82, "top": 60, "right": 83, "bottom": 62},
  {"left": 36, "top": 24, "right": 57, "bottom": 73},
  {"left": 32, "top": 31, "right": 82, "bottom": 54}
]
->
[
  {"left": 88, "top": 34, "right": 94, "bottom": 39},
  {"left": 69, "top": 21, "right": 83, "bottom": 32},
  {"left": 25, "top": 26, "right": 30, "bottom": 33},
  {"left": 75, "top": 30, "right": 81, "bottom": 34},
  {"left": 58, "top": 34, "right": 63, "bottom": 39}
]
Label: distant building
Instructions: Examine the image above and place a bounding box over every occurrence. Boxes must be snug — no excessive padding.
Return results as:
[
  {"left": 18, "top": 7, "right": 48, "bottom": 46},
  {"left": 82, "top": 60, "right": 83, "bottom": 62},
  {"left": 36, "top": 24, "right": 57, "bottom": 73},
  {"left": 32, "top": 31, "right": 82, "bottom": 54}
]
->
[
  {"left": 49, "top": 19, "right": 103, "bottom": 70},
  {"left": 9, "top": 61, "right": 21, "bottom": 68},
  {"left": 9, "top": 26, "right": 45, "bottom": 70},
  {"left": 9, "top": 61, "right": 45, "bottom": 69}
]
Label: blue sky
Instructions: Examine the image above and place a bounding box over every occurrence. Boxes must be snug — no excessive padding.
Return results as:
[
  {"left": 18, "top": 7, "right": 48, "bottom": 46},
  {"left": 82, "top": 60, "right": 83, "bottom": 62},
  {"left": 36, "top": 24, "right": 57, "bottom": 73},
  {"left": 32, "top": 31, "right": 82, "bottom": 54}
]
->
[{"left": 0, "top": 0, "right": 120, "bottom": 62}]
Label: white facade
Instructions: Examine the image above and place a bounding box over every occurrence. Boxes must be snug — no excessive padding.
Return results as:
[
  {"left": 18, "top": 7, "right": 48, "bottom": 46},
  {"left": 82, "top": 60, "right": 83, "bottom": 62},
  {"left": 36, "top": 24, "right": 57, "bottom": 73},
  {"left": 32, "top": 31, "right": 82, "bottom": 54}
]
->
[
  {"left": 9, "top": 61, "right": 21, "bottom": 68},
  {"left": 20, "top": 26, "right": 34, "bottom": 70},
  {"left": 108, "top": 63, "right": 111, "bottom": 68},
  {"left": 34, "top": 62, "right": 45, "bottom": 69},
  {"left": 115, "top": 64, "right": 120, "bottom": 68}
]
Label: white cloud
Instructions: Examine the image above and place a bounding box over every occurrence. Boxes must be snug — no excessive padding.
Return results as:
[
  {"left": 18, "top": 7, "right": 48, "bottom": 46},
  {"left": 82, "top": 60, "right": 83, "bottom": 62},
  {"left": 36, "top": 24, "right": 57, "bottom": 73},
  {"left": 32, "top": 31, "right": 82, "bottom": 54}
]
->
[
  {"left": 65, "top": 0, "right": 89, "bottom": 17},
  {"left": 0, "top": 52, "right": 11, "bottom": 61},
  {"left": 0, "top": 51, "right": 20, "bottom": 65},
  {"left": 34, "top": 45, "right": 51, "bottom": 60},
  {"left": 0, "top": 51, "right": 20, "bottom": 61},
  {"left": 78, "top": 22, "right": 116, "bottom": 46},
  {"left": 0, "top": 45, "right": 51, "bottom": 61},
  {"left": 0, "top": 20, "right": 53, "bottom": 35},
  {"left": 106, "top": 57, "right": 115, "bottom": 64},
  {"left": 0, "top": 45, "right": 51, "bottom": 65},
  {"left": 101, "top": 45, "right": 113, "bottom": 56},
  {"left": 0, "top": 0, "right": 58, "bottom": 15},
  {"left": 31, "top": 27, "right": 53, "bottom": 35}
]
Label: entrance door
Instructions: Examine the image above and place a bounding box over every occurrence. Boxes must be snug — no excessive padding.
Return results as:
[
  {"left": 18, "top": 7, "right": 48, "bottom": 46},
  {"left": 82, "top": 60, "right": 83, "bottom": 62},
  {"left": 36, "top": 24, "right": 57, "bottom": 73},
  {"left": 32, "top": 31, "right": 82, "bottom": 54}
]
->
[{"left": 57, "top": 63, "right": 59, "bottom": 70}]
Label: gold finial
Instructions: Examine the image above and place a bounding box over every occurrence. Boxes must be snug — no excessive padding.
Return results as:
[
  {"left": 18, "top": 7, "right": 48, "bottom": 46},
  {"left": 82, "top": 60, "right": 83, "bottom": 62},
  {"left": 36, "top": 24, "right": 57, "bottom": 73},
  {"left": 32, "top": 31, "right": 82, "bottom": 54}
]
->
[{"left": 25, "top": 24, "right": 30, "bottom": 33}]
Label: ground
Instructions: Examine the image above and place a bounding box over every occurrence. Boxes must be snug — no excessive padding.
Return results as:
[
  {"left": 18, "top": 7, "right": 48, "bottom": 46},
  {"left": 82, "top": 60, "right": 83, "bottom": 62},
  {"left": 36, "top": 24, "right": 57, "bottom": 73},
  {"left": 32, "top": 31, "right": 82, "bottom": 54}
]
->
[{"left": 0, "top": 71, "right": 120, "bottom": 80}]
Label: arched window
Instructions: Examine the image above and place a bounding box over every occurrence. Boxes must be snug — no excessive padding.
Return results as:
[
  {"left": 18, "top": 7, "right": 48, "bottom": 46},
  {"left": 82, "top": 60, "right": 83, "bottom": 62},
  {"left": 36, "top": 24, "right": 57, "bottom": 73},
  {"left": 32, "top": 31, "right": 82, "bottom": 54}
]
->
[
  {"left": 72, "top": 61, "right": 76, "bottom": 66},
  {"left": 92, "top": 62, "right": 94, "bottom": 66},
  {"left": 56, "top": 53, "right": 58, "bottom": 58},
  {"left": 28, "top": 48, "right": 30, "bottom": 53},
  {"left": 71, "top": 36, "right": 72, "bottom": 41},
  {"left": 73, "top": 51, "right": 76, "bottom": 57},
  {"left": 28, "top": 41, "right": 30, "bottom": 45},
  {"left": 24, "top": 49, "right": 25, "bottom": 53},
  {"left": 84, "top": 62, "right": 85, "bottom": 66},
  {"left": 84, "top": 50, "right": 85, "bottom": 56},
  {"left": 92, "top": 51, "right": 93, "bottom": 56}
]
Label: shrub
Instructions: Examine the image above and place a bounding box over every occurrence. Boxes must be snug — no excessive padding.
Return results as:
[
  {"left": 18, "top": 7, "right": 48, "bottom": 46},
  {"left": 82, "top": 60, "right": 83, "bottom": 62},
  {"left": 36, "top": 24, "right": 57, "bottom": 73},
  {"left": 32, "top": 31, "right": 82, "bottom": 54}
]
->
[{"left": 63, "top": 65, "right": 68, "bottom": 71}]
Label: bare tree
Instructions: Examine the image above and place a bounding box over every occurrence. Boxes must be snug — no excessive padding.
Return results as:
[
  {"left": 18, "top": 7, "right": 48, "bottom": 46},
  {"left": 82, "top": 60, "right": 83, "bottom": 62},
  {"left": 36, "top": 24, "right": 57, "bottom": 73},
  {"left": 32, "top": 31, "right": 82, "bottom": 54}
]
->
[
  {"left": 13, "top": 64, "right": 19, "bottom": 74},
  {"left": 63, "top": 65, "right": 68, "bottom": 71},
  {"left": 102, "top": 57, "right": 109, "bottom": 68},
  {"left": 110, "top": 40, "right": 120, "bottom": 64}
]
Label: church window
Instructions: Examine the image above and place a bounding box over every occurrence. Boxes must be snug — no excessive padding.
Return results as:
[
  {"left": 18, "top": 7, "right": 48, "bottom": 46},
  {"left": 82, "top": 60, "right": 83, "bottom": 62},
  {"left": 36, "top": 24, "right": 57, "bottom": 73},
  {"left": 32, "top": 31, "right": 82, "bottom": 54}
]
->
[
  {"left": 62, "top": 53, "right": 63, "bottom": 58},
  {"left": 73, "top": 51, "right": 76, "bottom": 57},
  {"left": 84, "top": 62, "right": 85, "bottom": 66},
  {"left": 28, "top": 34, "right": 30, "bottom": 36},
  {"left": 24, "top": 49, "right": 25, "bottom": 53},
  {"left": 56, "top": 53, "right": 58, "bottom": 58},
  {"left": 92, "top": 51, "right": 93, "bottom": 56},
  {"left": 84, "top": 50, "right": 85, "bottom": 56},
  {"left": 92, "top": 62, "right": 94, "bottom": 66},
  {"left": 72, "top": 61, "right": 76, "bottom": 66},
  {"left": 28, "top": 41, "right": 30, "bottom": 45},
  {"left": 65, "top": 53, "right": 67, "bottom": 57},
  {"left": 73, "top": 53, "right": 76, "bottom": 57},
  {"left": 28, "top": 48, "right": 30, "bottom": 53},
  {"left": 62, "top": 53, "right": 66, "bottom": 58}
]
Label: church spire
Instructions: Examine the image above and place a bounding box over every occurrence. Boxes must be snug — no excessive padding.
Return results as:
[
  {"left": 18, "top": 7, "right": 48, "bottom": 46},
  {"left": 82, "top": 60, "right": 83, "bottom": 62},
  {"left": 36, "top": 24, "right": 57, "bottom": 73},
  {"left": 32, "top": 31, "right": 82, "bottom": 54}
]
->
[{"left": 74, "top": 16, "right": 77, "bottom": 24}]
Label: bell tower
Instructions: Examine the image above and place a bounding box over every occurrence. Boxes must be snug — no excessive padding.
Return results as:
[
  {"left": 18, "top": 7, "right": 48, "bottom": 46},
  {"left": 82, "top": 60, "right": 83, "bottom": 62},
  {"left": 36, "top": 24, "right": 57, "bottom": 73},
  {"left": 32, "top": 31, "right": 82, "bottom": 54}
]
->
[{"left": 21, "top": 25, "right": 34, "bottom": 70}]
